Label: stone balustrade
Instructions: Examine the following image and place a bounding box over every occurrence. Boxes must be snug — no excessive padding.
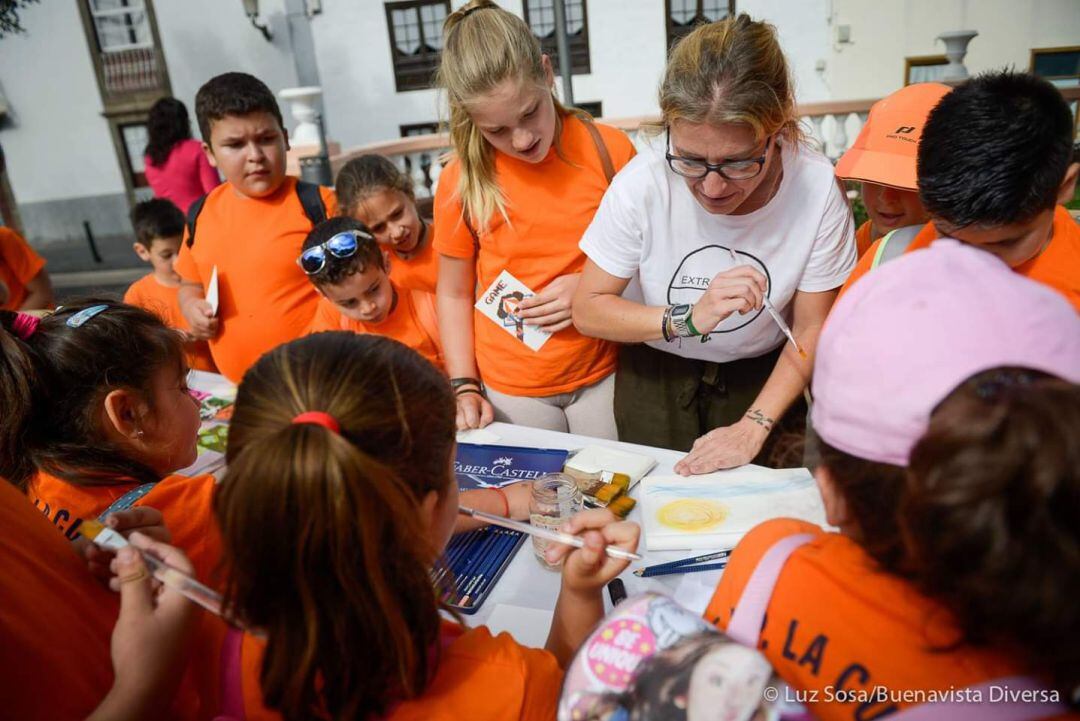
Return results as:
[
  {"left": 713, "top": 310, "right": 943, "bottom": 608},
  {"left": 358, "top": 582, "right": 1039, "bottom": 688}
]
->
[{"left": 326, "top": 87, "right": 1080, "bottom": 200}]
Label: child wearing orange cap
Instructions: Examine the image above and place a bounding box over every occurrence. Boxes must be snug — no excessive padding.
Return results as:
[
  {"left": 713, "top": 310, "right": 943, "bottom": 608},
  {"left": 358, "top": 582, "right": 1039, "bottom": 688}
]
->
[
  {"left": 840, "top": 72, "right": 1080, "bottom": 310},
  {"left": 834, "top": 82, "right": 951, "bottom": 258}
]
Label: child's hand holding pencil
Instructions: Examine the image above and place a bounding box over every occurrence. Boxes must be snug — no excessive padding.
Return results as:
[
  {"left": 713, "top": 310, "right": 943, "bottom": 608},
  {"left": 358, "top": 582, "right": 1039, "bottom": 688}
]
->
[{"left": 545, "top": 509, "right": 641, "bottom": 595}]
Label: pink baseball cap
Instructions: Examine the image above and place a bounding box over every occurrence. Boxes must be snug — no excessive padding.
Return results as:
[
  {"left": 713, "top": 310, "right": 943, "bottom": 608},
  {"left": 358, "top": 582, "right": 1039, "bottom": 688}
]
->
[{"left": 812, "top": 240, "right": 1080, "bottom": 467}]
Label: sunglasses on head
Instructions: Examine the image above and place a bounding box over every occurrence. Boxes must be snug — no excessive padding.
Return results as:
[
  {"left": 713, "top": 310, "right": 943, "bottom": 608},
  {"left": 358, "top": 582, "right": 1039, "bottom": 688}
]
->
[{"left": 297, "top": 230, "right": 375, "bottom": 275}]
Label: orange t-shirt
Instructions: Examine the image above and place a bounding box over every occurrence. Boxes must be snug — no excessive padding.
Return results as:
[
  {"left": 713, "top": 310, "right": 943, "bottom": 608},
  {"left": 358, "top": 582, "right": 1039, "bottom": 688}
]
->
[
  {"left": 433, "top": 116, "right": 635, "bottom": 396},
  {"left": 389, "top": 228, "right": 439, "bottom": 295},
  {"left": 174, "top": 177, "right": 338, "bottom": 382},
  {"left": 840, "top": 206, "right": 1080, "bottom": 311},
  {"left": 704, "top": 519, "right": 1042, "bottom": 721},
  {"left": 28, "top": 470, "right": 221, "bottom": 585},
  {"left": 27, "top": 470, "right": 228, "bottom": 720},
  {"left": 237, "top": 622, "right": 562, "bottom": 721},
  {"left": 0, "top": 226, "right": 46, "bottom": 311},
  {"left": 0, "top": 477, "right": 119, "bottom": 721},
  {"left": 125, "top": 272, "right": 217, "bottom": 372},
  {"left": 854, "top": 220, "right": 877, "bottom": 259},
  {"left": 307, "top": 282, "right": 444, "bottom": 371}
]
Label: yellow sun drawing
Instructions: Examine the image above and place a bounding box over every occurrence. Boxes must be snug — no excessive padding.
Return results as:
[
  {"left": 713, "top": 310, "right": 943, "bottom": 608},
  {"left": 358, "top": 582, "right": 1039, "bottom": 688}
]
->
[{"left": 656, "top": 499, "right": 729, "bottom": 532}]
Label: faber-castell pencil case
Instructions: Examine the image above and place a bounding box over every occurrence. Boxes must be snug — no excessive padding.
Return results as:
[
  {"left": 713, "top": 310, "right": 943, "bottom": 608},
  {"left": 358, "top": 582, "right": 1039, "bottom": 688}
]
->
[{"left": 432, "top": 525, "right": 526, "bottom": 615}]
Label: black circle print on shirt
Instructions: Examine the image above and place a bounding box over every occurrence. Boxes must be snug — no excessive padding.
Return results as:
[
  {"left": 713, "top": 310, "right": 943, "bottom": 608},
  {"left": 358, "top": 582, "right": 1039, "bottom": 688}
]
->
[{"left": 666, "top": 246, "right": 771, "bottom": 335}]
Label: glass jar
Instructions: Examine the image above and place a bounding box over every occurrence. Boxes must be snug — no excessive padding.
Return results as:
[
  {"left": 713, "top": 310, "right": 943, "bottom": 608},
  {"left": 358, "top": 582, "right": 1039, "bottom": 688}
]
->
[{"left": 529, "top": 472, "right": 584, "bottom": 567}]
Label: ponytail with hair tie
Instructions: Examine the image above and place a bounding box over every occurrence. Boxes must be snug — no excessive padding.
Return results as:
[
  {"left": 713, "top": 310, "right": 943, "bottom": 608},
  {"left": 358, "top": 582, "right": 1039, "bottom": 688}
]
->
[
  {"left": 291, "top": 411, "right": 340, "bottom": 434},
  {"left": 11, "top": 312, "right": 40, "bottom": 341}
]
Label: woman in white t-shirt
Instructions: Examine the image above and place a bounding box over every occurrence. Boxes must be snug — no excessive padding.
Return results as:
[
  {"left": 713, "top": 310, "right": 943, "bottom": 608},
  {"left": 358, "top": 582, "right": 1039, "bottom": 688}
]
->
[{"left": 573, "top": 15, "right": 855, "bottom": 474}]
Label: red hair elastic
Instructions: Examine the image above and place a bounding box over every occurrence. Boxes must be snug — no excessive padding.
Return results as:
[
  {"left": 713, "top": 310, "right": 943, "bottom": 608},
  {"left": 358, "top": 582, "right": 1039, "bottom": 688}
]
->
[{"left": 291, "top": 411, "right": 340, "bottom": 434}]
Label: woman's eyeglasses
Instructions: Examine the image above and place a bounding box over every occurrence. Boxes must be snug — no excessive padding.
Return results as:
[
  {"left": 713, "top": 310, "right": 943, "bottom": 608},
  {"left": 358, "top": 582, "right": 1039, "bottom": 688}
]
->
[
  {"left": 665, "top": 129, "right": 773, "bottom": 181},
  {"left": 297, "top": 230, "right": 374, "bottom": 275}
]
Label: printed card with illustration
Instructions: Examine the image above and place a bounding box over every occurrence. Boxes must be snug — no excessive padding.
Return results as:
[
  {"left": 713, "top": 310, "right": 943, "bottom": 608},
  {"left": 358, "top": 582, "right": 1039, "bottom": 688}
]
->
[{"left": 475, "top": 269, "right": 551, "bottom": 351}]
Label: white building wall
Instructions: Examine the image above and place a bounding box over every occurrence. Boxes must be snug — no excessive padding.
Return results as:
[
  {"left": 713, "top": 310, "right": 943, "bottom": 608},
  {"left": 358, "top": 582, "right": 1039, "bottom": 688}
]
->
[
  {"left": 742, "top": 0, "right": 833, "bottom": 103},
  {"left": 2, "top": 0, "right": 1077, "bottom": 245},
  {"left": 310, "top": 0, "right": 445, "bottom": 149},
  {"left": 826, "top": 0, "right": 1080, "bottom": 100},
  {"left": 154, "top": 0, "right": 300, "bottom": 135},
  {"left": 0, "top": 1, "right": 124, "bottom": 204}
]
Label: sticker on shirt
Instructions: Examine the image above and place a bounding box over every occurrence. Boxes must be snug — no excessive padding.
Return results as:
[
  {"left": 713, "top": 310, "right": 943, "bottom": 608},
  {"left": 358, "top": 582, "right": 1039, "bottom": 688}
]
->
[
  {"left": 667, "top": 246, "right": 770, "bottom": 336},
  {"left": 476, "top": 269, "right": 551, "bottom": 351}
]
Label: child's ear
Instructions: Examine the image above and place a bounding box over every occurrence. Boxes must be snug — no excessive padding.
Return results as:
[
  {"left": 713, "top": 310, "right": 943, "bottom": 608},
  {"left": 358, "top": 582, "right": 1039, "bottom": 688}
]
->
[
  {"left": 419, "top": 488, "right": 442, "bottom": 532},
  {"left": 1055, "top": 162, "right": 1079, "bottom": 205},
  {"left": 814, "top": 465, "right": 850, "bottom": 530},
  {"left": 133, "top": 243, "right": 152, "bottom": 262},
  {"left": 202, "top": 141, "right": 219, "bottom": 169},
  {"left": 381, "top": 249, "right": 392, "bottom": 273},
  {"left": 282, "top": 126, "right": 290, "bottom": 152},
  {"left": 101, "top": 388, "right": 148, "bottom": 444},
  {"left": 540, "top": 53, "right": 555, "bottom": 88}
]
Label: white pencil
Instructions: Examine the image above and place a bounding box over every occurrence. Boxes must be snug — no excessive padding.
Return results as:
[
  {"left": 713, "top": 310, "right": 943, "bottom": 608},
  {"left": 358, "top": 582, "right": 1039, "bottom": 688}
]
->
[
  {"left": 728, "top": 247, "right": 807, "bottom": 359},
  {"left": 458, "top": 506, "right": 642, "bottom": 561}
]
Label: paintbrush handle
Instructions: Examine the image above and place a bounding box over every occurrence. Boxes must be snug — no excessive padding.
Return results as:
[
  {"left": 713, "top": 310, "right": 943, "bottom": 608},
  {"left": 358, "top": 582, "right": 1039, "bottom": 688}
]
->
[
  {"left": 458, "top": 506, "right": 642, "bottom": 561},
  {"left": 142, "top": 552, "right": 226, "bottom": 618}
]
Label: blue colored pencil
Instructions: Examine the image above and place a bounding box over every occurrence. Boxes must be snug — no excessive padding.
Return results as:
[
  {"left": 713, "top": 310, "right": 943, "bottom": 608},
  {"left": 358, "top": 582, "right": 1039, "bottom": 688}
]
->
[
  {"left": 462, "top": 529, "right": 516, "bottom": 602},
  {"left": 437, "top": 530, "right": 485, "bottom": 596},
  {"left": 450, "top": 529, "right": 501, "bottom": 603},
  {"left": 632, "top": 549, "right": 732, "bottom": 577},
  {"left": 432, "top": 530, "right": 478, "bottom": 587},
  {"left": 461, "top": 531, "right": 518, "bottom": 607},
  {"left": 636, "top": 560, "right": 728, "bottom": 578}
]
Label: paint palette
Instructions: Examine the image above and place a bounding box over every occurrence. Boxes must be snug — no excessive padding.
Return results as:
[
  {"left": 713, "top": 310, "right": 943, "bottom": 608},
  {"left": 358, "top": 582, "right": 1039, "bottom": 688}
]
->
[{"left": 431, "top": 526, "right": 526, "bottom": 614}]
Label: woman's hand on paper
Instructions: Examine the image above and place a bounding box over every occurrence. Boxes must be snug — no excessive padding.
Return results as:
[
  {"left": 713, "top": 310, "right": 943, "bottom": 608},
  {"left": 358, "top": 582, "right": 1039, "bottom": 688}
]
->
[
  {"left": 674, "top": 416, "right": 769, "bottom": 475},
  {"left": 455, "top": 391, "right": 494, "bottom": 430},
  {"left": 691, "top": 266, "right": 767, "bottom": 334},
  {"left": 549, "top": 509, "right": 640, "bottom": 594},
  {"left": 517, "top": 273, "right": 581, "bottom": 333}
]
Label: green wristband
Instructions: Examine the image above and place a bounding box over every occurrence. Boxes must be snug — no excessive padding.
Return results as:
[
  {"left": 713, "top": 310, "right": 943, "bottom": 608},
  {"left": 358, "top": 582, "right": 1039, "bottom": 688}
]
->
[{"left": 685, "top": 310, "right": 702, "bottom": 337}]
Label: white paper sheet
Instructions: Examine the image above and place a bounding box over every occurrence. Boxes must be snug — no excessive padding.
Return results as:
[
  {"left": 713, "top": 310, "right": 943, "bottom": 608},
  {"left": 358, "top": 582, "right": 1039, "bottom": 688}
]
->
[
  {"left": 565, "top": 445, "right": 657, "bottom": 488},
  {"left": 206, "top": 265, "right": 219, "bottom": 316},
  {"left": 641, "top": 468, "right": 826, "bottom": 551},
  {"left": 456, "top": 428, "right": 502, "bottom": 445}
]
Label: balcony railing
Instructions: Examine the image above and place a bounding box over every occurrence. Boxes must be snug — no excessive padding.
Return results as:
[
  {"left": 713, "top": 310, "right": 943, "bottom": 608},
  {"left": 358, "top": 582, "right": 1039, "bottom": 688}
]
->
[
  {"left": 328, "top": 87, "right": 1080, "bottom": 201},
  {"left": 101, "top": 47, "right": 165, "bottom": 97}
]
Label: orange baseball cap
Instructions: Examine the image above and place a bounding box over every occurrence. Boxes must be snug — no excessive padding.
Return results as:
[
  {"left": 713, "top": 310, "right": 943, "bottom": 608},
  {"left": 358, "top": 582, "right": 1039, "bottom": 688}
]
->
[{"left": 835, "top": 82, "right": 952, "bottom": 190}]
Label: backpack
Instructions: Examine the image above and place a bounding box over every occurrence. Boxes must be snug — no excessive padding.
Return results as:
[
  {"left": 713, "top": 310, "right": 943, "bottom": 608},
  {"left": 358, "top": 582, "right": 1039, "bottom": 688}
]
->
[{"left": 185, "top": 180, "right": 327, "bottom": 248}]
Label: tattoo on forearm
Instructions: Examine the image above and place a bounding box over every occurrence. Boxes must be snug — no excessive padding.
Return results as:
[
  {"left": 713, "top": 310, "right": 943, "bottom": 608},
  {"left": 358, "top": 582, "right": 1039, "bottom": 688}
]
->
[{"left": 745, "top": 408, "right": 775, "bottom": 431}]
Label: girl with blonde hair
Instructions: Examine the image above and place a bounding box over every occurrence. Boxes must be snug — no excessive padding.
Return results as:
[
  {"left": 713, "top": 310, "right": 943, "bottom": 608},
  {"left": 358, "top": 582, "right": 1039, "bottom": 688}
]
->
[
  {"left": 433, "top": 0, "right": 635, "bottom": 438},
  {"left": 574, "top": 15, "right": 856, "bottom": 471}
]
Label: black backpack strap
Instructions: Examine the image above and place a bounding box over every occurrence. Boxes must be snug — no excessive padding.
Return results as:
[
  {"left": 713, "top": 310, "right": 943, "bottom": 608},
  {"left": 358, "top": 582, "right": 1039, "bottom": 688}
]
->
[
  {"left": 185, "top": 193, "right": 209, "bottom": 248},
  {"left": 295, "top": 180, "right": 327, "bottom": 226}
]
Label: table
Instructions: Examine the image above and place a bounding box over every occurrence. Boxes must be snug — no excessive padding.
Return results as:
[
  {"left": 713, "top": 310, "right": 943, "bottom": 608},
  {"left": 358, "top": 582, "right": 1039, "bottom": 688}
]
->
[
  {"left": 462, "top": 422, "right": 728, "bottom": 631},
  {"left": 185, "top": 372, "right": 737, "bottom": 641}
]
